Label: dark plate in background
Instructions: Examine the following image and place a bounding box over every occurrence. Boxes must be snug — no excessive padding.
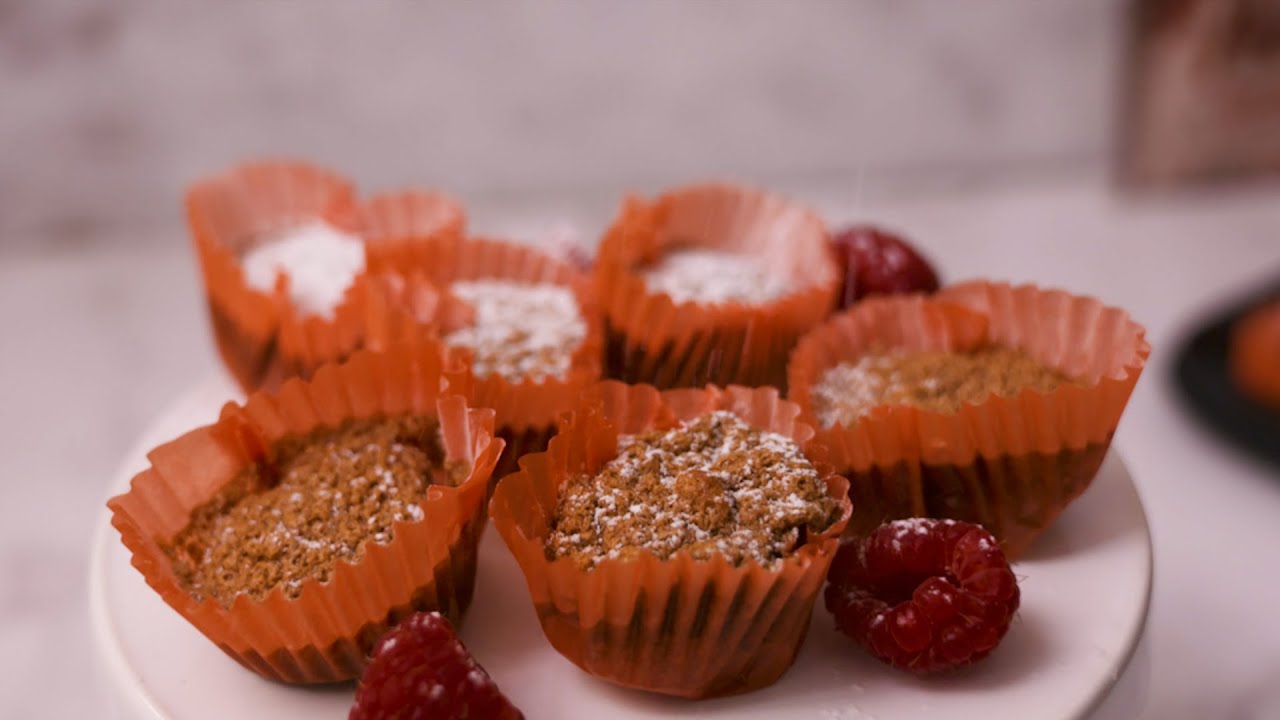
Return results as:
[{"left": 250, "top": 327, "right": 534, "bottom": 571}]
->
[
  {"left": 1173, "top": 280, "right": 1280, "bottom": 470},
  {"left": 1172, "top": 278, "right": 1280, "bottom": 468}
]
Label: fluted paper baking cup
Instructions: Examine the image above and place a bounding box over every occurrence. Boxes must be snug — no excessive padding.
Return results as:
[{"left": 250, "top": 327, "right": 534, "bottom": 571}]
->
[
  {"left": 358, "top": 189, "right": 467, "bottom": 274},
  {"left": 107, "top": 344, "right": 502, "bottom": 684},
  {"left": 489, "top": 381, "right": 850, "bottom": 698},
  {"left": 359, "top": 230, "right": 602, "bottom": 485},
  {"left": 594, "top": 183, "right": 839, "bottom": 390},
  {"left": 186, "top": 159, "right": 360, "bottom": 393},
  {"left": 787, "top": 284, "right": 1149, "bottom": 556},
  {"left": 269, "top": 266, "right": 467, "bottom": 388}
]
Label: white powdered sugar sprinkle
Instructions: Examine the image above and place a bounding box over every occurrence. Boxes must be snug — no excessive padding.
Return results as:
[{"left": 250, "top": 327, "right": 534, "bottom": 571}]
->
[
  {"left": 882, "top": 517, "right": 959, "bottom": 553},
  {"left": 550, "top": 411, "right": 838, "bottom": 568},
  {"left": 810, "top": 347, "right": 1071, "bottom": 429},
  {"left": 641, "top": 248, "right": 793, "bottom": 306},
  {"left": 444, "top": 279, "right": 587, "bottom": 382},
  {"left": 811, "top": 355, "right": 901, "bottom": 429},
  {"left": 241, "top": 219, "right": 366, "bottom": 319}
]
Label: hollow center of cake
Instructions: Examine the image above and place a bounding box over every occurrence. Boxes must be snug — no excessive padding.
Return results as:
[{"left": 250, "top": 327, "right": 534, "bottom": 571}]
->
[
  {"left": 548, "top": 411, "right": 839, "bottom": 569},
  {"left": 240, "top": 219, "right": 366, "bottom": 319},
  {"left": 443, "top": 280, "right": 587, "bottom": 382},
  {"left": 811, "top": 346, "right": 1074, "bottom": 428},
  {"left": 164, "top": 415, "right": 465, "bottom": 607},
  {"left": 641, "top": 248, "right": 793, "bottom": 305}
]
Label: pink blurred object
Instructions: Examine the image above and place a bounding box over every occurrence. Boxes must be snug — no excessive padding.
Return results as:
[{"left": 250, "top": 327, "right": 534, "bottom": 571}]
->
[{"left": 537, "top": 222, "right": 594, "bottom": 272}]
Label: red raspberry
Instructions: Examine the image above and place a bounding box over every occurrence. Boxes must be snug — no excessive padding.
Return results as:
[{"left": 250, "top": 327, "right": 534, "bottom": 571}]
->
[
  {"left": 824, "top": 518, "right": 1019, "bottom": 674},
  {"left": 350, "top": 612, "right": 523, "bottom": 720},
  {"left": 831, "top": 225, "right": 940, "bottom": 309}
]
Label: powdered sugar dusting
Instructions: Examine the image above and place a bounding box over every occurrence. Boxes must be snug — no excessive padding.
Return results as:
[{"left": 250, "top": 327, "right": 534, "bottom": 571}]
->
[
  {"left": 241, "top": 219, "right": 365, "bottom": 319},
  {"left": 811, "top": 355, "right": 900, "bottom": 428},
  {"left": 165, "top": 417, "right": 457, "bottom": 606},
  {"left": 810, "top": 347, "right": 1071, "bottom": 428},
  {"left": 886, "top": 517, "right": 958, "bottom": 537},
  {"left": 444, "top": 280, "right": 587, "bottom": 382},
  {"left": 883, "top": 517, "right": 960, "bottom": 553},
  {"left": 212, "top": 440, "right": 423, "bottom": 599},
  {"left": 641, "top": 248, "right": 792, "bottom": 305},
  {"left": 549, "top": 411, "right": 837, "bottom": 568}
]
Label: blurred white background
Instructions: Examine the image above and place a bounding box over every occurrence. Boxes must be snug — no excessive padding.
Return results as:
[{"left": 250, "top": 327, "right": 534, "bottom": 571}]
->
[{"left": 1, "top": 0, "right": 1117, "bottom": 251}]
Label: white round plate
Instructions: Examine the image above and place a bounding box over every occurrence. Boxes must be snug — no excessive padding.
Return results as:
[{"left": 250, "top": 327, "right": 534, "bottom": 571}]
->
[{"left": 91, "top": 375, "right": 1152, "bottom": 720}]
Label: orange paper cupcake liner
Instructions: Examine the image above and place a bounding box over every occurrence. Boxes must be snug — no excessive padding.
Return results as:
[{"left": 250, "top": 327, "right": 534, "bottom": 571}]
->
[
  {"left": 787, "top": 283, "right": 1149, "bottom": 556},
  {"left": 488, "top": 381, "right": 851, "bottom": 699},
  {"left": 357, "top": 227, "right": 603, "bottom": 484},
  {"left": 1230, "top": 298, "right": 1280, "bottom": 409},
  {"left": 489, "top": 424, "right": 557, "bottom": 491},
  {"left": 268, "top": 266, "right": 466, "bottom": 389},
  {"left": 107, "top": 344, "right": 503, "bottom": 684},
  {"left": 186, "top": 159, "right": 362, "bottom": 393},
  {"left": 358, "top": 189, "right": 467, "bottom": 274},
  {"left": 594, "top": 183, "right": 839, "bottom": 390},
  {"left": 265, "top": 274, "right": 382, "bottom": 389}
]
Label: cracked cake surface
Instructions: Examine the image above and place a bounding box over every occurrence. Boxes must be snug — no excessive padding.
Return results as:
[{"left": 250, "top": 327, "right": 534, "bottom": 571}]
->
[
  {"left": 548, "top": 411, "right": 837, "bottom": 569},
  {"left": 165, "top": 415, "right": 466, "bottom": 606}
]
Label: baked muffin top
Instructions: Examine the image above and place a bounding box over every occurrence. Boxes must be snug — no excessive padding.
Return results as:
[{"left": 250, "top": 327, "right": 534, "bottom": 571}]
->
[
  {"left": 165, "top": 415, "right": 466, "bottom": 606},
  {"left": 443, "top": 279, "right": 587, "bottom": 383},
  {"left": 548, "top": 411, "right": 838, "bottom": 569},
  {"left": 811, "top": 346, "right": 1072, "bottom": 428}
]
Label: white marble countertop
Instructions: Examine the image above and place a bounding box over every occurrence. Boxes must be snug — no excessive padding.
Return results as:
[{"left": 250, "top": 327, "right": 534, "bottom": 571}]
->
[{"left": 4, "top": 175, "right": 1280, "bottom": 718}]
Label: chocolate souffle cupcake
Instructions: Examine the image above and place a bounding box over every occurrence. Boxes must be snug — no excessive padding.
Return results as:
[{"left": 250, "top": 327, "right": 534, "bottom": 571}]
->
[
  {"left": 788, "top": 283, "right": 1148, "bottom": 556},
  {"left": 490, "top": 382, "right": 850, "bottom": 698},
  {"left": 594, "top": 183, "right": 838, "bottom": 390},
  {"left": 186, "top": 163, "right": 463, "bottom": 393},
  {"left": 108, "top": 345, "right": 502, "bottom": 683}
]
